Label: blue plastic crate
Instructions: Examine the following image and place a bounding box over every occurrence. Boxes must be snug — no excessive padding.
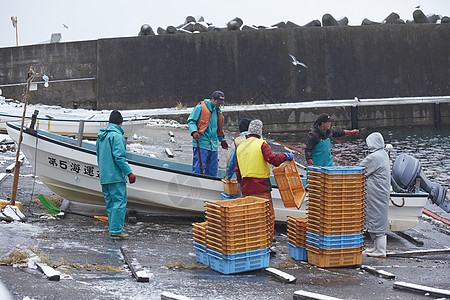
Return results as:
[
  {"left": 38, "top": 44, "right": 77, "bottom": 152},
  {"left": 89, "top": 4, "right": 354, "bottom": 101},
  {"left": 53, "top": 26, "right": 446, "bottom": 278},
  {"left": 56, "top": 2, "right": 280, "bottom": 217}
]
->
[
  {"left": 207, "top": 248, "right": 269, "bottom": 274},
  {"left": 307, "top": 166, "right": 364, "bottom": 174},
  {"left": 307, "top": 232, "right": 363, "bottom": 241},
  {"left": 207, "top": 247, "right": 269, "bottom": 260},
  {"left": 288, "top": 243, "right": 308, "bottom": 261},
  {"left": 193, "top": 242, "right": 209, "bottom": 265},
  {"left": 221, "top": 192, "right": 240, "bottom": 200},
  {"left": 306, "top": 233, "right": 363, "bottom": 249}
]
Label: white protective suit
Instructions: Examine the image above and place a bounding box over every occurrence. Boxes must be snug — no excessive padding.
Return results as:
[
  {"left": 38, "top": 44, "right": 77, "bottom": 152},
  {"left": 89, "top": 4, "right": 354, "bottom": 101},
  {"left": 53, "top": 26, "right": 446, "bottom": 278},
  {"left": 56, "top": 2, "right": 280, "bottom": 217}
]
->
[{"left": 360, "top": 132, "right": 390, "bottom": 235}]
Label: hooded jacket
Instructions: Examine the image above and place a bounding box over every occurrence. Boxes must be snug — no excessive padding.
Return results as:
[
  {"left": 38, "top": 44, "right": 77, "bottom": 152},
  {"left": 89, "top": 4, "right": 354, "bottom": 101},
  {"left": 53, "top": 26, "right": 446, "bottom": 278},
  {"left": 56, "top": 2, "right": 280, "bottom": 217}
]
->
[
  {"left": 96, "top": 123, "right": 132, "bottom": 184},
  {"left": 360, "top": 132, "right": 391, "bottom": 234}
]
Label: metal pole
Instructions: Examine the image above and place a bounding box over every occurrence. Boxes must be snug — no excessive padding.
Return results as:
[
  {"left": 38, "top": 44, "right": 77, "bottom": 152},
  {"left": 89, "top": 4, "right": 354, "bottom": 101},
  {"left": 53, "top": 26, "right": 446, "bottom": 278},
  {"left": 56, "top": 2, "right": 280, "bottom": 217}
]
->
[
  {"left": 10, "top": 74, "right": 33, "bottom": 205},
  {"left": 16, "top": 17, "right": 18, "bottom": 46},
  {"left": 77, "top": 120, "right": 85, "bottom": 146}
]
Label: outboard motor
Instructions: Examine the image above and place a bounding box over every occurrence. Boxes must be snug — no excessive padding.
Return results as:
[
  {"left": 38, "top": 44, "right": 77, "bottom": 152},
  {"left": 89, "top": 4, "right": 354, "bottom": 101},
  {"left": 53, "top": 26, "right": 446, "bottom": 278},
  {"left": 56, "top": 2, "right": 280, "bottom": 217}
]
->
[{"left": 392, "top": 154, "right": 449, "bottom": 213}]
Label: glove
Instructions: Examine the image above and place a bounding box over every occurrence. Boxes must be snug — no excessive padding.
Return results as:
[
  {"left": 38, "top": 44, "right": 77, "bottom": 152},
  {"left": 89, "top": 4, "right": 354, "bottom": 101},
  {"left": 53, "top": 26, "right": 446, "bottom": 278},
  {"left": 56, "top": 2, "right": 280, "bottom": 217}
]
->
[
  {"left": 307, "top": 159, "right": 314, "bottom": 166},
  {"left": 128, "top": 172, "right": 136, "bottom": 184},
  {"left": 345, "top": 129, "right": 359, "bottom": 136},
  {"left": 284, "top": 153, "right": 294, "bottom": 161},
  {"left": 221, "top": 140, "right": 229, "bottom": 150},
  {"left": 192, "top": 131, "right": 200, "bottom": 141}
]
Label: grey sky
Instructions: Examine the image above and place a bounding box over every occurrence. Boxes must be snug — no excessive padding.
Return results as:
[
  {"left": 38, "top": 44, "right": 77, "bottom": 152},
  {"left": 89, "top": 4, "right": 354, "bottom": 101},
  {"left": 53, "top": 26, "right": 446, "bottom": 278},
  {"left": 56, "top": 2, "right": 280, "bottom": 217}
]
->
[{"left": 1, "top": 0, "right": 449, "bottom": 48}]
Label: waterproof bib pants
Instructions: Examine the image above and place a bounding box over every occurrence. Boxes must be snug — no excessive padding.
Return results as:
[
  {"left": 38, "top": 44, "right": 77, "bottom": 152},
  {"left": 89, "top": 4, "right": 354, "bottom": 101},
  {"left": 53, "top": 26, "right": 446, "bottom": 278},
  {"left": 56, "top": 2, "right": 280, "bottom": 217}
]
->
[
  {"left": 192, "top": 147, "right": 218, "bottom": 176},
  {"left": 102, "top": 182, "right": 127, "bottom": 235},
  {"left": 312, "top": 138, "right": 333, "bottom": 167}
]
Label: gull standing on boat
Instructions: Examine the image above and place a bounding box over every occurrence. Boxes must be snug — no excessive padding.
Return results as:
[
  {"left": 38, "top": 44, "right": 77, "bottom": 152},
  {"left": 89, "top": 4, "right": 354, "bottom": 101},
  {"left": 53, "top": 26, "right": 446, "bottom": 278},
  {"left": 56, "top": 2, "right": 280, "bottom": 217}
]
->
[{"left": 96, "top": 110, "right": 136, "bottom": 238}]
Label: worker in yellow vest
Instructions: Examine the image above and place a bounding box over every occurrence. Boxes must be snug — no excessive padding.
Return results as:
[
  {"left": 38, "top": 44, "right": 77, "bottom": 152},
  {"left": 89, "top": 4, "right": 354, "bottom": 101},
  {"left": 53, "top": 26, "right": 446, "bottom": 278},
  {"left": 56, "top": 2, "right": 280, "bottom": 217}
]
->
[
  {"left": 187, "top": 91, "right": 229, "bottom": 176},
  {"left": 235, "top": 119, "right": 293, "bottom": 241}
]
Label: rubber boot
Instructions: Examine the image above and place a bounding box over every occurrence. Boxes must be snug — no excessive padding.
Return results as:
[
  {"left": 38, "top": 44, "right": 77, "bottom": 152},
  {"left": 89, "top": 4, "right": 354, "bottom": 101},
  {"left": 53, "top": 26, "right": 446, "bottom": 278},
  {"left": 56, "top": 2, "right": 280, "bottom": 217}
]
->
[
  {"left": 362, "top": 245, "right": 376, "bottom": 255},
  {"left": 366, "top": 235, "right": 386, "bottom": 258}
]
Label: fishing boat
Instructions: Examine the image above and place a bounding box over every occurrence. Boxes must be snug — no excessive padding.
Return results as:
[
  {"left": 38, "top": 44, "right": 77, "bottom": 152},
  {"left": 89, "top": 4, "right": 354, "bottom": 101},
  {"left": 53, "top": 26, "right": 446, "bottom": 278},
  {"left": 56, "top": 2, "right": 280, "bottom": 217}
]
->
[
  {"left": 6, "top": 122, "right": 428, "bottom": 231},
  {"left": 0, "top": 111, "right": 149, "bottom": 138}
]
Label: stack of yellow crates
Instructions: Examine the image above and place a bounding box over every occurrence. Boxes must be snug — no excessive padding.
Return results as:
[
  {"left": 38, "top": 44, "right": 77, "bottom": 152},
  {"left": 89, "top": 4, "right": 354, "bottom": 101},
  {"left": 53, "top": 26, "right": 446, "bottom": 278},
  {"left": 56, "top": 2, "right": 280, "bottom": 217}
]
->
[
  {"left": 306, "top": 166, "right": 365, "bottom": 268},
  {"left": 193, "top": 196, "right": 272, "bottom": 274},
  {"left": 287, "top": 216, "right": 308, "bottom": 261}
]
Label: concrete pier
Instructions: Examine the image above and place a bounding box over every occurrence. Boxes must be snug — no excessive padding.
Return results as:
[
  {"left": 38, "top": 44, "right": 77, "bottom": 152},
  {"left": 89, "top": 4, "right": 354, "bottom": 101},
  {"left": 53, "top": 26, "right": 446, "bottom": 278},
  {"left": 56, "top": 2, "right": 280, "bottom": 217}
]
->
[{"left": 145, "top": 96, "right": 450, "bottom": 133}]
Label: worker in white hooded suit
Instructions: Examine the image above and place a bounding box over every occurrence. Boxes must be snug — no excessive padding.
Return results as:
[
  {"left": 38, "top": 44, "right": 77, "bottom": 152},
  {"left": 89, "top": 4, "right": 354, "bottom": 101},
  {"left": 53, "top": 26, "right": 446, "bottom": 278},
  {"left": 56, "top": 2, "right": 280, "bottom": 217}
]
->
[{"left": 360, "top": 132, "right": 390, "bottom": 258}]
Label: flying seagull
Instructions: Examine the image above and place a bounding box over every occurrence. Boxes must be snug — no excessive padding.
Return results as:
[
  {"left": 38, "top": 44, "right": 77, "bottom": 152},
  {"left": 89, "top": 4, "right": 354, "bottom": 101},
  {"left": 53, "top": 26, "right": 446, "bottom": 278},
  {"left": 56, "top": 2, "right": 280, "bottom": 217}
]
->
[
  {"left": 63, "top": 24, "right": 69, "bottom": 29},
  {"left": 289, "top": 54, "right": 308, "bottom": 68}
]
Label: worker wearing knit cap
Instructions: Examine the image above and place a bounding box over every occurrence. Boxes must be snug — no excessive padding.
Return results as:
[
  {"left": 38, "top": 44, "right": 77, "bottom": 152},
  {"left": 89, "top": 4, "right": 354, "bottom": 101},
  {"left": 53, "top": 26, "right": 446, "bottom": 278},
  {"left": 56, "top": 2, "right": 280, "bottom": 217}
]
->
[
  {"left": 235, "top": 120, "right": 293, "bottom": 241},
  {"left": 226, "top": 118, "right": 252, "bottom": 180},
  {"left": 96, "top": 110, "right": 136, "bottom": 238}
]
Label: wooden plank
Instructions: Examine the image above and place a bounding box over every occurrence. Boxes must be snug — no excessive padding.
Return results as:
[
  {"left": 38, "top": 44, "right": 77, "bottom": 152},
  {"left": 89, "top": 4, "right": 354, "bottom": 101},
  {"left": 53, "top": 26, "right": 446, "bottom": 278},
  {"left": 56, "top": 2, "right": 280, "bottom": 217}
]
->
[
  {"left": 293, "top": 290, "right": 343, "bottom": 300},
  {"left": 165, "top": 148, "right": 174, "bottom": 158},
  {"left": 161, "top": 291, "right": 193, "bottom": 300},
  {"left": 387, "top": 248, "right": 450, "bottom": 257},
  {"left": 263, "top": 267, "right": 296, "bottom": 283},
  {"left": 36, "top": 262, "right": 60, "bottom": 281},
  {"left": 393, "top": 281, "right": 450, "bottom": 298},
  {"left": 5, "top": 162, "right": 15, "bottom": 173},
  {"left": 120, "top": 247, "right": 150, "bottom": 282},
  {"left": 360, "top": 265, "right": 395, "bottom": 279},
  {"left": 0, "top": 173, "right": 8, "bottom": 184}
]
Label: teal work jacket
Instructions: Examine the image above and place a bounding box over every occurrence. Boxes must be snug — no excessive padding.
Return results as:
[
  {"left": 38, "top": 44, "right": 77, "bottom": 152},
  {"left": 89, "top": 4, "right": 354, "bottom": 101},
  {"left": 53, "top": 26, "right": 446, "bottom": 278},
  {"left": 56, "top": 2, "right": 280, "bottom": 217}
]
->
[
  {"left": 96, "top": 123, "right": 132, "bottom": 184},
  {"left": 187, "top": 98, "right": 225, "bottom": 151}
]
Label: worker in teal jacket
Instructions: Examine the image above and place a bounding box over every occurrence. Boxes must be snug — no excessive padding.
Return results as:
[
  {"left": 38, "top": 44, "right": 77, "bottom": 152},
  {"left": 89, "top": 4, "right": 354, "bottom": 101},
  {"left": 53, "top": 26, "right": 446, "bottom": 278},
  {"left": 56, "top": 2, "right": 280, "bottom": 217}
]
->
[
  {"left": 96, "top": 110, "right": 136, "bottom": 238},
  {"left": 305, "top": 113, "right": 359, "bottom": 166},
  {"left": 187, "top": 91, "right": 228, "bottom": 176}
]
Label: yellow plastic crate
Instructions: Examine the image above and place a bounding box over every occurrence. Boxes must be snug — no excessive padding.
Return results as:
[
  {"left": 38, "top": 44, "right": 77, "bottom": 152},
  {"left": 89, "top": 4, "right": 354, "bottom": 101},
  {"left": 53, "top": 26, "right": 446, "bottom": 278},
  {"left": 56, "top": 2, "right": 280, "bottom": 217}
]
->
[
  {"left": 207, "top": 240, "right": 270, "bottom": 255},
  {"left": 307, "top": 246, "right": 363, "bottom": 268},
  {"left": 207, "top": 218, "right": 270, "bottom": 232},
  {"left": 308, "top": 195, "right": 365, "bottom": 206},
  {"left": 207, "top": 222, "right": 268, "bottom": 236},
  {"left": 206, "top": 205, "right": 269, "bottom": 218},
  {"left": 308, "top": 191, "right": 365, "bottom": 201},
  {"left": 307, "top": 222, "right": 364, "bottom": 235},
  {"left": 206, "top": 211, "right": 269, "bottom": 225},
  {"left": 222, "top": 178, "right": 240, "bottom": 195},
  {"left": 273, "top": 160, "right": 306, "bottom": 209},
  {"left": 207, "top": 232, "right": 270, "bottom": 246},
  {"left": 307, "top": 177, "right": 365, "bottom": 187},
  {"left": 206, "top": 196, "right": 269, "bottom": 212}
]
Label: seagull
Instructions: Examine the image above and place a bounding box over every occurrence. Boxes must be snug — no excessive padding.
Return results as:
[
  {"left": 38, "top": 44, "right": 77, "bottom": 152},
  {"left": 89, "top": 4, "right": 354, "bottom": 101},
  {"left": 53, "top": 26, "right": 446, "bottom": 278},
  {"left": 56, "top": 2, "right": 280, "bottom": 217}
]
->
[
  {"left": 63, "top": 24, "right": 69, "bottom": 29},
  {"left": 289, "top": 54, "right": 308, "bottom": 68}
]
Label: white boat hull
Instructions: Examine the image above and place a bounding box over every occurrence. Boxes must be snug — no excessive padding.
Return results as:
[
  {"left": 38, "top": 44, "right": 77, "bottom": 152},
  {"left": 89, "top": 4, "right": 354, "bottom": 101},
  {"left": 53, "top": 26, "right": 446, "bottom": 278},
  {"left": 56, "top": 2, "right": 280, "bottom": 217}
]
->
[
  {"left": 0, "top": 112, "right": 148, "bottom": 138},
  {"left": 6, "top": 122, "right": 427, "bottom": 230}
]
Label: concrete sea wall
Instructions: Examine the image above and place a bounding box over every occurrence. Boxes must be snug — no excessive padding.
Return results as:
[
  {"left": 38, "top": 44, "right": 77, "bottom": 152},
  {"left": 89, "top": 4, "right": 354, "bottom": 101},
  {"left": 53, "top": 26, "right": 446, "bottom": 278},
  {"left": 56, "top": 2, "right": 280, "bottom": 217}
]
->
[
  {"left": 148, "top": 97, "right": 450, "bottom": 133},
  {"left": 0, "top": 25, "right": 449, "bottom": 112}
]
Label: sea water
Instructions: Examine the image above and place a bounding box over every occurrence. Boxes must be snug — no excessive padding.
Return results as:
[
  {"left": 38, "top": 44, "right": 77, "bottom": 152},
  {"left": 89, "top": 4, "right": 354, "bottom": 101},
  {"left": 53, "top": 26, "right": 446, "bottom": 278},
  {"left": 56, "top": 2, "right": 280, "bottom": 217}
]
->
[{"left": 268, "top": 127, "right": 450, "bottom": 188}]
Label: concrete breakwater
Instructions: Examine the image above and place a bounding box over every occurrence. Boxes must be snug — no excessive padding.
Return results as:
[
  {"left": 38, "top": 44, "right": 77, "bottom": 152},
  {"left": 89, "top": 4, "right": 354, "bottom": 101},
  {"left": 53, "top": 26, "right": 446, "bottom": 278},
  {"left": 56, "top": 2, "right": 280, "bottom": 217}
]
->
[{"left": 146, "top": 96, "right": 450, "bottom": 133}]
